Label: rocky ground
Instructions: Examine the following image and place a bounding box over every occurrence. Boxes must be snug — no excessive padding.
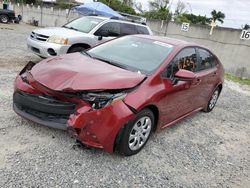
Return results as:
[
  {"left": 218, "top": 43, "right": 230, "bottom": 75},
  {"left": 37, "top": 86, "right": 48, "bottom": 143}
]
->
[{"left": 0, "top": 23, "right": 249, "bottom": 187}]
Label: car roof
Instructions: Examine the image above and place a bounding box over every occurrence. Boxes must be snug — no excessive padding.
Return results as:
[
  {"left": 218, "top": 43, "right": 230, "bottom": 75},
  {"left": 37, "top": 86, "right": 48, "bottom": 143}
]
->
[{"left": 135, "top": 35, "right": 203, "bottom": 48}]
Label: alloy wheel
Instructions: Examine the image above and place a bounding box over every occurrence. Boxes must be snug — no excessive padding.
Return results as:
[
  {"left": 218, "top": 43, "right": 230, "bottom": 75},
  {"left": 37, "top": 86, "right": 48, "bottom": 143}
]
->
[
  {"left": 209, "top": 90, "right": 219, "bottom": 109},
  {"left": 128, "top": 116, "right": 152, "bottom": 151}
]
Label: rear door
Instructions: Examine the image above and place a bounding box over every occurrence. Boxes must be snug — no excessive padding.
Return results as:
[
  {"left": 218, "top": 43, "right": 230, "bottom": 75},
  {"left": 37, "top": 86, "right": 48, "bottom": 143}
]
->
[{"left": 195, "top": 48, "right": 219, "bottom": 106}]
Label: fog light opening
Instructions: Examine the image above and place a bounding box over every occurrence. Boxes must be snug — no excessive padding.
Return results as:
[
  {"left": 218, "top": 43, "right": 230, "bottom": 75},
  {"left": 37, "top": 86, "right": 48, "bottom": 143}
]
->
[{"left": 47, "top": 48, "right": 57, "bottom": 56}]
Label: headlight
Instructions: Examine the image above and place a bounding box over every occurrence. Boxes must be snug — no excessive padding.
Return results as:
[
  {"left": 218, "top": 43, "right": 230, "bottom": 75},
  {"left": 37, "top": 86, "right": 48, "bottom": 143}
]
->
[
  {"left": 47, "top": 35, "right": 68, "bottom": 45},
  {"left": 82, "top": 92, "right": 127, "bottom": 109}
]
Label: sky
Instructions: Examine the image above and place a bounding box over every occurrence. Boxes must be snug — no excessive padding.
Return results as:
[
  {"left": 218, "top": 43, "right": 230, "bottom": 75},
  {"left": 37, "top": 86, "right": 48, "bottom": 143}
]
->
[{"left": 136, "top": 0, "right": 250, "bottom": 29}]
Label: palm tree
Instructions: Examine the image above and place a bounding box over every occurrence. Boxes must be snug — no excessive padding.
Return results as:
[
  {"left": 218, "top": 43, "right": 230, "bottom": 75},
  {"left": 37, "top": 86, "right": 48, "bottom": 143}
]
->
[{"left": 210, "top": 10, "right": 225, "bottom": 24}]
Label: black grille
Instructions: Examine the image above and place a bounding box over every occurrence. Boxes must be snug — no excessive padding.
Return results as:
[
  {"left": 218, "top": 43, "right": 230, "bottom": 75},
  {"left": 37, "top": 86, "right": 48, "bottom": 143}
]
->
[
  {"left": 30, "top": 32, "right": 49, "bottom": 42},
  {"left": 13, "top": 91, "right": 76, "bottom": 123}
]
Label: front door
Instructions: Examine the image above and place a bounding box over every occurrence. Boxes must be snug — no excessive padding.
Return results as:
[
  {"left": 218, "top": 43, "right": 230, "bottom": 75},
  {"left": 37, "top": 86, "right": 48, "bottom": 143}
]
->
[{"left": 158, "top": 47, "right": 204, "bottom": 127}]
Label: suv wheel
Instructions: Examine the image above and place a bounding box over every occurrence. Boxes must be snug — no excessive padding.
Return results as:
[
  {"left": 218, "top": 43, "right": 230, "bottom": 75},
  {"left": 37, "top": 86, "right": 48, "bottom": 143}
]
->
[
  {"left": 68, "top": 46, "right": 87, "bottom": 53},
  {"left": 117, "top": 109, "right": 154, "bottom": 156},
  {"left": 0, "top": 15, "right": 9, "bottom": 24}
]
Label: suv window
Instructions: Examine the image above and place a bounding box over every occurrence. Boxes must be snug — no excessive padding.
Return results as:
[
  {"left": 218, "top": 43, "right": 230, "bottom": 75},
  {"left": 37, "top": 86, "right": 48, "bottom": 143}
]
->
[
  {"left": 136, "top": 25, "right": 150, "bottom": 34},
  {"left": 198, "top": 48, "right": 217, "bottom": 71},
  {"left": 121, "top": 23, "right": 137, "bottom": 35},
  {"left": 94, "top": 22, "right": 121, "bottom": 37}
]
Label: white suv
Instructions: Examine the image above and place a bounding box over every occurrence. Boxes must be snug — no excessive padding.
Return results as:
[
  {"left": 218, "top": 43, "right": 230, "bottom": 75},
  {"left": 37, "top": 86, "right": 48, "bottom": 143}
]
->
[{"left": 27, "top": 16, "right": 153, "bottom": 58}]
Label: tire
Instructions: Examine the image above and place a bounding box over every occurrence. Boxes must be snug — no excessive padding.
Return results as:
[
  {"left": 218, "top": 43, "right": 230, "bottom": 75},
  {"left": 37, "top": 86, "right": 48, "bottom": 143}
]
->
[
  {"left": 117, "top": 109, "right": 154, "bottom": 156},
  {"left": 203, "top": 87, "right": 220, "bottom": 112},
  {"left": 0, "top": 15, "right": 9, "bottom": 24},
  {"left": 68, "top": 46, "right": 87, "bottom": 53}
]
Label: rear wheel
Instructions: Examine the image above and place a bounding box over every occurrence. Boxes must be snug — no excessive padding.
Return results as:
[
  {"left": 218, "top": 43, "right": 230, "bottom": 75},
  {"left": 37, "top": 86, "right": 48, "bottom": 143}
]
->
[
  {"left": 204, "top": 87, "right": 220, "bottom": 112},
  {"left": 117, "top": 109, "right": 154, "bottom": 156},
  {"left": 0, "top": 15, "right": 9, "bottom": 24}
]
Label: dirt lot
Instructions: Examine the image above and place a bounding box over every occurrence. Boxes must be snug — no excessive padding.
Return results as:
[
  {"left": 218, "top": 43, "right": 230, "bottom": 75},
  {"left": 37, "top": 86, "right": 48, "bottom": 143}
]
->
[{"left": 0, "top": 23, "right": 249, "bottom": 187}]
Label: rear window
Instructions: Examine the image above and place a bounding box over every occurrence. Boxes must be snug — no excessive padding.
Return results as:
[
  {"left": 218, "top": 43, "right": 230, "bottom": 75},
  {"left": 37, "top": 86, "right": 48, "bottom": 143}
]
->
[
  {"left": 136, "top": 26, "right": 150, "bottom": 34},
  {"left": 198, "top": 48, "right": 218, "bottom": 71},
  {"left": 121, "top": 23, "right": 137, "bottom": 35}
]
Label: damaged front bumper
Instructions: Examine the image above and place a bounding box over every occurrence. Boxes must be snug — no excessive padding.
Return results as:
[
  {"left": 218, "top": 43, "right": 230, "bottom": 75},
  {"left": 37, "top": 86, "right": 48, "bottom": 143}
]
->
[{"left": 13, "top": 74, "right": 135, "bottom": 153}]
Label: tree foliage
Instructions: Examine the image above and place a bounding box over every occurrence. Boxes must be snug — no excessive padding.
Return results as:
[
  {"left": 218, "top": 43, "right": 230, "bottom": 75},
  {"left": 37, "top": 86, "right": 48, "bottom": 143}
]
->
[
  {"left": 243, "top": 24, "right": 250, "bottom": 30},
  {"left": 149, "top": 0, "right": 169, "bottom": 10},
  {"left": 176, "top": 13, "right": 209, "bottom": 25},
  {"left": 142, "top": 0, "right": 171, "bottom": 20},
  {"left": 210, "top": 10, "right": 225, "bottom": 24},
  {"left": 174, "top": 0, "right": 186, "bottom": 16},
  {"left": 143, "top": 7, "right": 170, "bottom": 20},
  {"left": 98, "top": 0, "right": 136, "bottom": 15}
]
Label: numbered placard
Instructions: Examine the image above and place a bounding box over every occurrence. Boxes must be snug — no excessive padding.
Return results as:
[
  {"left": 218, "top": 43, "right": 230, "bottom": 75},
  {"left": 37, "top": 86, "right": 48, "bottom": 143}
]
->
[
  {"left": 240, "top": 30, "right": 250, "bottom": 40},
  {"left": 181, "top": 23, "right": 190, "bottom": 32}
]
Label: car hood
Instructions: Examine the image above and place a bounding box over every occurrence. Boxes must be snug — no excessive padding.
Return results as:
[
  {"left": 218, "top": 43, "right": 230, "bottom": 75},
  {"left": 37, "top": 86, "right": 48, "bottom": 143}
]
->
[
  {"left": 30, "top": 53, "right": 146, "bottom": 91},
  {"left": 33, "top": 27, "right": 87, "bottom": 38}
]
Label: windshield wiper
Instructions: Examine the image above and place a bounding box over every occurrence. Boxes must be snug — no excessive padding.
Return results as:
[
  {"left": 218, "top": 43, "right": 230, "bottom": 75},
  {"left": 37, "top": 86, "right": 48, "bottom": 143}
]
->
[
  {"left": 62, "top": 25, "right": 79, "bottom": 31},
  {"left": 81, "top": 51, "right": 92, "bottom": 58},
  {"left": 94, "top": 57, "right": 128, "bottom": 70}
]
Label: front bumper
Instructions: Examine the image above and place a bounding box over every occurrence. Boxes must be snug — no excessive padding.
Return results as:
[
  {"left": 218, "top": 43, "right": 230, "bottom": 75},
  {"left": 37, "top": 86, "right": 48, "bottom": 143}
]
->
[
  {"left": 13, "top": 91, "right": 76, "bottom": 130},
  {"left": 27, "top": 36, "right": 70, "bottom": 58},
  {"left": 14, "top": 75, "right": 135, "bottom": 153}
]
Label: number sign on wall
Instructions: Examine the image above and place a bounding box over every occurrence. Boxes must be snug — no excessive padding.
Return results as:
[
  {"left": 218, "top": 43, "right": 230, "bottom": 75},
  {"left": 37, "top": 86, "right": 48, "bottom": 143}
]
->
[
  {"left": 240, "top": 30, "right": 250, "bottom": 40},
  {"left": 181, "top": 23, "right": 190, "bottom": 32}
]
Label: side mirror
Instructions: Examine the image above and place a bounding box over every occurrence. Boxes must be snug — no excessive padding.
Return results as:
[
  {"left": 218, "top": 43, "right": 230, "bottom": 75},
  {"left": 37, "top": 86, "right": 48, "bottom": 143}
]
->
[
  {"left": 97, "top": 30, "right": 109, "bottom": 40},
  {"left": 174, "top": 69, "right": 196, "bottom": 80}
]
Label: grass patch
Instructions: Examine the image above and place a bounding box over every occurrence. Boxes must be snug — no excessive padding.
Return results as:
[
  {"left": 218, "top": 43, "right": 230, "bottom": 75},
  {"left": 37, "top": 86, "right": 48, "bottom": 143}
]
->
[{"left": 225, "top": 73, "right": 250, "bottom": 86}]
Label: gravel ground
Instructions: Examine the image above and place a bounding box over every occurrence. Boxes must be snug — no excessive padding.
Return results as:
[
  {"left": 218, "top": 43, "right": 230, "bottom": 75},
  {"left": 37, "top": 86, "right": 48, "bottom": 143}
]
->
[{"left": 0, "top": 23, "right": 250, "bottom": 188}]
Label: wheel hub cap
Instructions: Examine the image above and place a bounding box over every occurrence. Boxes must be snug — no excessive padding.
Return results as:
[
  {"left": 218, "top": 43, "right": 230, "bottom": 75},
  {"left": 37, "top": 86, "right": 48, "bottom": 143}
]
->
[
  {"left": 209, "top": 90, "right": 219, "bottom": 109},
  {"left": 128, "top": 116, "right": 152, "bottom": 151}
]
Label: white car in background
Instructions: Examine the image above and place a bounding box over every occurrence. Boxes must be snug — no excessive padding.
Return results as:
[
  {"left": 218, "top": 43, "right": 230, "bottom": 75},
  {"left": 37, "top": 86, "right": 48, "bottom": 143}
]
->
[{"left": 27, "top": 16, "right": 153, "bottom": 58}]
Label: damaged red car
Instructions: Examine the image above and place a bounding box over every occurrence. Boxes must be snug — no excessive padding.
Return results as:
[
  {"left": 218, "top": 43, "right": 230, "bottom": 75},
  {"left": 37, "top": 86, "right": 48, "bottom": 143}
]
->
[{"left": 13, "top": 35, "right": 224, "bottom": 156}]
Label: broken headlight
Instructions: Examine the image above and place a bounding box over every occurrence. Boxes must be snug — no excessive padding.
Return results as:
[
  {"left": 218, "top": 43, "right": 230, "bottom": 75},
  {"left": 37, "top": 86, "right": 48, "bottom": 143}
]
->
[{"left": 82, "top": 92, "right": 127, "bottom": 109}]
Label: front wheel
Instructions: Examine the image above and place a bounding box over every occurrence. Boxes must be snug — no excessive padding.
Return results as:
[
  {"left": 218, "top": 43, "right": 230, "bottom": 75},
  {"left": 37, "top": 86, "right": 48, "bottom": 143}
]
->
[
  {"left": 117, "top": 109, "right": 154, "bottom": 156},
  {"left": 0, "top": 15, "right": 9, "bottom": 24},
  {"left": 204, "top": 87, "right": 220, "bottom": 112},
  {"left": 68, "top": 46, "right": 87, "bottom": 53}
]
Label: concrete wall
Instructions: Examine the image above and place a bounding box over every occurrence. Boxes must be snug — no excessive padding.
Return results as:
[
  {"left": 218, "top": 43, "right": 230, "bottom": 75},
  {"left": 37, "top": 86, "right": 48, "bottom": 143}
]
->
[
  {"left": 12, "top": 4, "right": 80, "bottom": 27},
  {"left": 6, "top": 4, "right": 250, "bottom": 79},
  {"left": 147, "top": 20, "right": 250, "bottom": 79}
]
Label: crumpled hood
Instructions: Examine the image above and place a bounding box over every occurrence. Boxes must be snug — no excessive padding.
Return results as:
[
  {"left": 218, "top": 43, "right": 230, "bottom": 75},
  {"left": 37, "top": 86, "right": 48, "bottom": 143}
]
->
[
  {"left": 33, "top": 27, "right": 87, "bottom": 38},
  {"left": 30, "top": 53, "right": 146, "bottom": 91}
]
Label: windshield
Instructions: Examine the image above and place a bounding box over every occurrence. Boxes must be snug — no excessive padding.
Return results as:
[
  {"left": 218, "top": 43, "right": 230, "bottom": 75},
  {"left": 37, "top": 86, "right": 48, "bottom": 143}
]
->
[
  {"left": 87, "top": 36, "right": 174, "bottom": 74},
  {"left": 63, "top": 17, "right": 102, "bottom": 33}
]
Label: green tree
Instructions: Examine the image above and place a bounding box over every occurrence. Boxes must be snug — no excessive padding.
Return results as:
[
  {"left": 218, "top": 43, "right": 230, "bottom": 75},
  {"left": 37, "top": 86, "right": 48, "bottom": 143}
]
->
[
  {"left": 242, "top": 24, "right": 250, "bottom": 30},
  {"left": 149, "top": 0, "right": 169, "bottom": 10},
  {"left": 98, "top": 0, "right": 136, "bottom": 15},
  {"left": 142, "top": 0, "right": 171, "bottom": 20},
  {"left": 143, "top": 7, "right": 171, "bottom": 20},
  {"left": 210, "top": 10, "right": 225, "bottom": 24},
  {"left": 176, "top": 13, "right": 209, "bottom": 25}
]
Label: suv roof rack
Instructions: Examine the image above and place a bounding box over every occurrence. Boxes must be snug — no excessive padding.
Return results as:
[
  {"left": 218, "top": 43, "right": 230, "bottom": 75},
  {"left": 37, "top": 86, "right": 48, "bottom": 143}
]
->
[{"left": 110, "top": 16, "right": 147, "bottom": 25}]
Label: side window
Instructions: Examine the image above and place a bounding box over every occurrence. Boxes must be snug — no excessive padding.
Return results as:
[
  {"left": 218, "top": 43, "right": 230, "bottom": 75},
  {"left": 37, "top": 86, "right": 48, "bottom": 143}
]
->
[
  {"left": 94, "top": 22, "right": 121, "bottom": 37},
  {"left": 173, "top": 48, "right": 198, "bottom": 73},
  {"left": 198, "top": 48, "right": 217, "bottom": 71},
  {"left": 121, "top": 23, "right": 137, "bottom": 35},
  {"left": 136, "top": 26, "right": 150, "bottom": 34}
]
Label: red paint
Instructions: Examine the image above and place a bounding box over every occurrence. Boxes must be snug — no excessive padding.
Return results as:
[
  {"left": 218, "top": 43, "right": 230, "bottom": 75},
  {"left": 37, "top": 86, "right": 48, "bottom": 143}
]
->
[
  {"left": 30, "top": 53, "right": 145, "bottom": 91},
  {"left": 13, "top": 36, "right": 224, "bottom": 153}
]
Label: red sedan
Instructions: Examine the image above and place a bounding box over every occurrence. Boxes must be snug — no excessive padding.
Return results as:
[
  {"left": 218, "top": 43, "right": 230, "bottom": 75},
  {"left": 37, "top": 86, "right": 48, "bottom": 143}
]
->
[{"left": 13, "top": 35, "right": 224, "bottom": 156}]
